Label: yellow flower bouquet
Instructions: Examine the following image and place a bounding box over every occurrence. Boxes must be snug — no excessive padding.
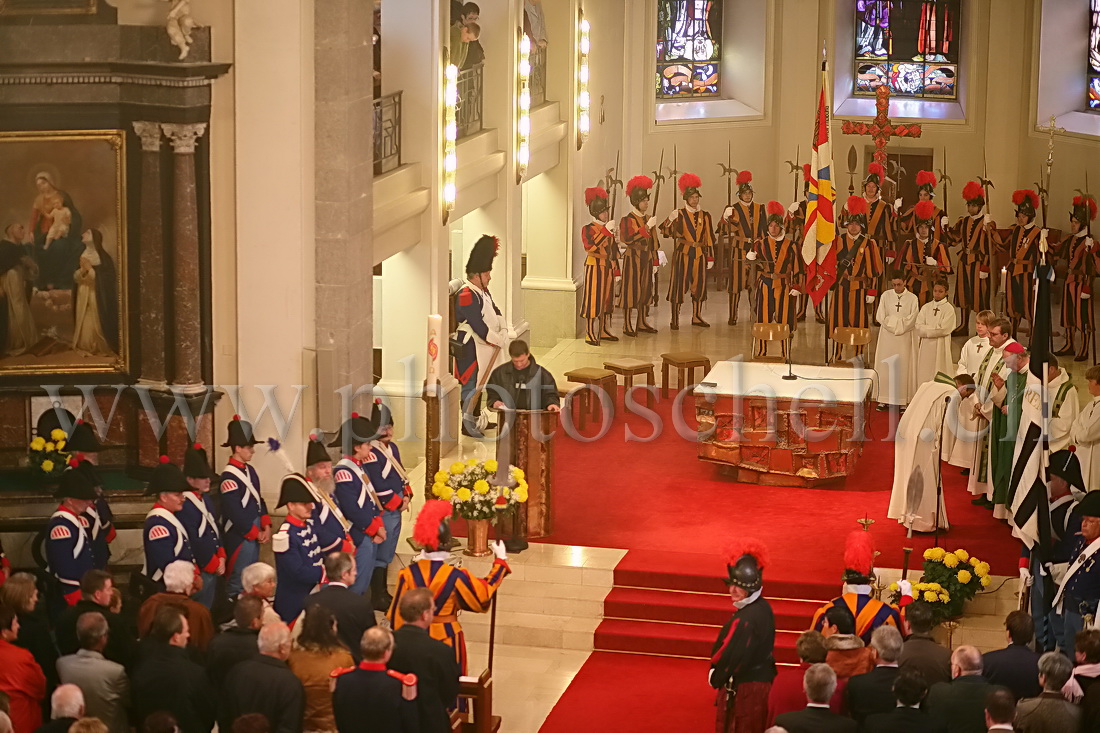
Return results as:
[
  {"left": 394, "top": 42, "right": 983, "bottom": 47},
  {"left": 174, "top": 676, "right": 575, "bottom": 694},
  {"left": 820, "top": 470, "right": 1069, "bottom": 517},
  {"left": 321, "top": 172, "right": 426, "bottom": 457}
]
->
[
  {"left": 919, "top": 546, "right": 989, "bottom": 620},
  {"left": 431, "top": 458, "right": 527, "bottom": 520},
  {"left": 28, "top": 428, "right": 71, "bottom": 480}
]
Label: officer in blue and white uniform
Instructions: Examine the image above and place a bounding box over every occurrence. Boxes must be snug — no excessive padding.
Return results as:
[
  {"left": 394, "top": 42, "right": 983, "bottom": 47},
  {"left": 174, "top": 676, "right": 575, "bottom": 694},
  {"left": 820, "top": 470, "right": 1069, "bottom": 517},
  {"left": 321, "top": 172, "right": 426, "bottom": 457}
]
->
[
  {"left": 331, "top": 411, "right": 385, "bottom": 596},
  {"left": 141, "top": 457, "right": 196, "bottom": 589},
  {"left": 1053, "top": 491, "right": 1100, "bottom": 657},
  {"left": 45, "top": 469, "right": 98, "bottom": 607},
  {"left": 219, "top": 415, "right": 271, "bottom": 596},
  {"left": 273, "top": 473, "right": 324, "bottom": 625},
  {"left": 67, "top": 420, "right": 115, "bottom": 569},
  {"left": 363, "top": 399, "right": 411, "bottom": 610},
  {"left": 179, "top": 442, "right": 225, "bottom": 609},
  {"left": 305, "top": 433, "right": 354, "bottom": 556}
]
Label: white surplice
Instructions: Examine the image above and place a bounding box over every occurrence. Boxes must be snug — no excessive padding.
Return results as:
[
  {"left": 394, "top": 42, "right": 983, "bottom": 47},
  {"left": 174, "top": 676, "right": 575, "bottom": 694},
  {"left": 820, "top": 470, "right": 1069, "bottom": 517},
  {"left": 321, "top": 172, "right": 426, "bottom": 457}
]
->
[
  {"left": 1073, "top": 396, "right": 1100, "bottom": 490},
  {"left": 915, "top": 297, "right": 957, "bottom": 386},
  {"left": 1047, "top": 369, "right": 1079, "bottom": 453},
  {"left": 889, "top": 377, "right": 956, "bottom": 532},
  {"left": 946, "top": 335, "right": 989, "bottom": 468},
  {"left": 874, "top": 289, "right": 919, "bottom": 406}
]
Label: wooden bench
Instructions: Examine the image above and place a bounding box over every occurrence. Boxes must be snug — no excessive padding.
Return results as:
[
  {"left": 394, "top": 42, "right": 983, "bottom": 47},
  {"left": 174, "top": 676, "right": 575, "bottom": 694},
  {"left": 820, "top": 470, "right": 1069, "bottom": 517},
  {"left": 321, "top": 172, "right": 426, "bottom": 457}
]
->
[
  {"left": 562, "top": 367, "right": 617, "bottom": 429},
  {"left": 660, "top": 352, "right": 712, "bottom": 399},
  {"left": 602, "top": 358, "right": 656, "bottom": 408}
]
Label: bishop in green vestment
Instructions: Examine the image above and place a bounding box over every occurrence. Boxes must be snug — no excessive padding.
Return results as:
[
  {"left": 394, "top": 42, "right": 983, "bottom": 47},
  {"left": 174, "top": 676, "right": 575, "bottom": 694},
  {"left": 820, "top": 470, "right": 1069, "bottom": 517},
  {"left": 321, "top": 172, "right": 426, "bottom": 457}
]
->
[{"left": 990, "top": 341, "right": 1030, "bottom": 520}]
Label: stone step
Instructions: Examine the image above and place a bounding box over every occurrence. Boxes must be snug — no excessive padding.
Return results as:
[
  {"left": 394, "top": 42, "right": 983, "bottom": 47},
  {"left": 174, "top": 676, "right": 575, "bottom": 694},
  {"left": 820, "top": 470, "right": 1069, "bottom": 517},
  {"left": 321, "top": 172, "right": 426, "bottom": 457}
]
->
[{"left": 459, "top": 609, "right": 599, "bottom": 651}]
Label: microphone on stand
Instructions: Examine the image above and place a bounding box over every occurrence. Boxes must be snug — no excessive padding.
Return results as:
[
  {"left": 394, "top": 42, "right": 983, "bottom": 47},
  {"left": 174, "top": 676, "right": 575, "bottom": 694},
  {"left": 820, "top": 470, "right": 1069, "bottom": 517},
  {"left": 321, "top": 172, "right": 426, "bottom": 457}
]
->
[{"left": 782, "top": 319, "right": 797, "bottom": 380}]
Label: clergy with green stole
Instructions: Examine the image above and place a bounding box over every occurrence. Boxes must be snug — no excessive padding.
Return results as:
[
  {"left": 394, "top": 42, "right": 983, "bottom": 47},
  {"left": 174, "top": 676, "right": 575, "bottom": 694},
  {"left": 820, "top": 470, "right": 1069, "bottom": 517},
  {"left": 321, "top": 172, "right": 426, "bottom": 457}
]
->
[
  {"left": 990, "top": 340, "right": 1030, "bottom": 521},
  {"left": 967, "top": 317, "right": 1015, "bottom": 507}
]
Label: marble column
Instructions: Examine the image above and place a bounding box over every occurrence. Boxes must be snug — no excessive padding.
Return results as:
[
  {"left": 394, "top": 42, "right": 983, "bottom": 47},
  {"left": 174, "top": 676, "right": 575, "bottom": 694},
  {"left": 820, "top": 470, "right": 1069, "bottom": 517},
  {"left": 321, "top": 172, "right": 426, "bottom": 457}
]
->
[
  {"left": 162, "top": 122, "right": 207, "bottom": 393},
  {"left": 132, "top": 121, "right": 167, "bottom": 387}
]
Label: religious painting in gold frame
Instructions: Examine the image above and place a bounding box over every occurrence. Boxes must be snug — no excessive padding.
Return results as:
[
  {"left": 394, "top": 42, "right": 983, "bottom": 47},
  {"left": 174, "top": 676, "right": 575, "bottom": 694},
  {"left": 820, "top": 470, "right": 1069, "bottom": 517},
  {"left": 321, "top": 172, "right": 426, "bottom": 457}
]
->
[
  {"left": 0, "top": 130, "right": 128, "bottom": 376},
  {"left": 0, "top": 0, "right": 98, "bottom": 16}
]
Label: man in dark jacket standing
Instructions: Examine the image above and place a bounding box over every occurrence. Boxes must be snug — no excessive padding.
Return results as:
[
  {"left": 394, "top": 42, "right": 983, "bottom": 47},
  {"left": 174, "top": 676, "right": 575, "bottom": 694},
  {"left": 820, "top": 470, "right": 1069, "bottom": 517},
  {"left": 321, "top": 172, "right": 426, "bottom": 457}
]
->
[
  {"left": 845, "top": 625, "right": 903, "bottom": 724},
  {"left": 55, "top": 570, "right": 136, "bottom": 670},
  {"left": 334, "top": 627, "right": 419, "bottom": 733},
  {"left": 981, "top": 610, "right": 1041, "bottom": 700},
  {"left": 710, "top": 540, "right": 776, "bottom": 733},
  {"left": 773, "top": 664, "right": 856, "bottom": 733},
  {"left": 925, "top": 645, "right": 1001, "bottom": 733},
  {"left": 132, "top": 607, "right": 215, "bottom": 733},
  {"left": 220, "top": 622, "right": 304, "bottom": 733},
  {"left": 305, "top": 552, "right": 375, "bottom": 662},
  {"left": 205, "top": 595, "right": 263, "bottom": 688},
  {"left": 387, "top": 589, "right": 460, "bottom": 733},
  {"left": 486, "top": 340, "right": 561, "bottom": 412}
]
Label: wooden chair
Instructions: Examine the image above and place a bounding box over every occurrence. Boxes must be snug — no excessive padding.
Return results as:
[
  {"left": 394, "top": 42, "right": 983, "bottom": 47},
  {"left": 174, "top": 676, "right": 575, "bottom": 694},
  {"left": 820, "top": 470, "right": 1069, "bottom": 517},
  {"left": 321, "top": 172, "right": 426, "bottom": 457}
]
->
[
  {"left": 660, "top": 351, "right": 712, "bottom": 399},
  {"left": 602, "top": 358, "right": 656, "bottom": 408},
  {"left": 562, "top": 367, "right": 617, "bottom": 428},
  {"left": 830, "top": 327, "right": 872, "bottom": 366},
  {"left": 751, "top": 322, "right": 791, "bottom": 363}
]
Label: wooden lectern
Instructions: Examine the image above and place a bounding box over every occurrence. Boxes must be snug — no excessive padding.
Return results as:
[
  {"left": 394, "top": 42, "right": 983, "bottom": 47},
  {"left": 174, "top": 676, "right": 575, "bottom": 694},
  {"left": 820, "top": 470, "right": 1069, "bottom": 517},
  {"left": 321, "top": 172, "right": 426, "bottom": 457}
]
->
[{"left": 492, "top": 408, "right": 555, "bottom": 539}]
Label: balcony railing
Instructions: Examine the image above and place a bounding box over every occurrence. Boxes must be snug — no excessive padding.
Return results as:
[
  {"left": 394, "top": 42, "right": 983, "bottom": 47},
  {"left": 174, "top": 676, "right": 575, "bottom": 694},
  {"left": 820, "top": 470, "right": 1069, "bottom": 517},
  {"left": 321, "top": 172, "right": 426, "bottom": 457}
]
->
[
  {"left": 456, "top": 63, "right": 484, "bottom": 139},
  {"left": 530, "top": 44, "right": 546, "bottom": 107},
  {"left": 373, "top": 90, "right": 402, "bottom": 175}
]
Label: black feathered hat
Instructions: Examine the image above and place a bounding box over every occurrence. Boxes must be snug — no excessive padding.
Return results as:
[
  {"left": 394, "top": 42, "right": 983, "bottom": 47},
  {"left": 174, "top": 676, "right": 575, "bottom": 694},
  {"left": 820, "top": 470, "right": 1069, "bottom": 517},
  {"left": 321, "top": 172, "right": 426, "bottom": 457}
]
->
[
  {"left": 184, "top": 442, "right": 219, "bottom": 481},
  {"left": 306, "top": 433, "right": 332, "bottom": 467},
  {"left": 145, "top": 457, "right": 189, "bottom": 496},
  {"left": 222, "top": 415, "right": 262, "bottom": 448},
  {"left": 1079, "top": 490, "right": 1100, "bottom": 518},
  {"left": 372, "top": 398, "right": 393, "bottom": 430},
  {"left": 55, "top": 467, "right": 97, "bottom": 501},
  {"left": 328, "top": 411, "right": 379, "bottom": 452},
  {"left": 465, "top": 235, "right": 499, "bottom": 276},
  {"left": 1049, "top": 447, "right": 1086, "bottom": 493},
  {"left": 67, "top": 420, "right": 103, "bottom": 453},
  {"left": 277, "top": 473, "right": 318, "bottom": 508}
]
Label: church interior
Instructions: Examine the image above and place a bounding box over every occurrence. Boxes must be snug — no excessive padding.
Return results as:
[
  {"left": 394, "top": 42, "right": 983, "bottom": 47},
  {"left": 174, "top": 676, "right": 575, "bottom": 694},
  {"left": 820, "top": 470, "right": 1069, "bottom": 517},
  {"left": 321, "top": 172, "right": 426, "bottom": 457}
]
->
[{"left": 1, "top": 0, "right": 1100, "bottom": 731}]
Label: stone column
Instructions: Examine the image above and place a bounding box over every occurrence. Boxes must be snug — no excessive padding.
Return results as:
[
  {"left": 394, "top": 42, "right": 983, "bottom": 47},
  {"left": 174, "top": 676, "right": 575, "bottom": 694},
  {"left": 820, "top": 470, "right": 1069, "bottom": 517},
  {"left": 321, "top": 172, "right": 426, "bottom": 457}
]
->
[
  {"left": 132, "top": 121, "right": 167, "bottom": 387},
  {"left": 162, "top": 122, "right": 207, "bottom": 393}
]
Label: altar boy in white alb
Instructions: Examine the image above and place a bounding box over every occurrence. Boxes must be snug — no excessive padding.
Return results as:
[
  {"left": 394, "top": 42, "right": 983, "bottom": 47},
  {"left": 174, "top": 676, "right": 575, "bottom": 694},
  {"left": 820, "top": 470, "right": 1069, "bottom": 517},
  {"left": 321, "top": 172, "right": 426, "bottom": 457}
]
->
[
  {"left": 914, "top": 281, "right": 956, "bottom": 386},
  {"left": 1073, "top": 365, "right": 1100, "bottom": 489},
  {"left": 1036, "top": 356, "right": 1079, "bottom": 453},
  {"left": 946, "top": 309, "right": 995, "bottom": 469},
  {"left": 874, "top": 272, "right": 918, "bottom": 410}
]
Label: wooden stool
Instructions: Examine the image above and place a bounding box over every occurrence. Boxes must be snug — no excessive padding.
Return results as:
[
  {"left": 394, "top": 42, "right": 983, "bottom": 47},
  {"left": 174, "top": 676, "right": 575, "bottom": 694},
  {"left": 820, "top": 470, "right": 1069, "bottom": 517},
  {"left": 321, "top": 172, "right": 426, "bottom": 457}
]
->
[
  {"left": 558, "top": 380, "right": 583, "bottom": 424},
  {"left": 603, "top": 358, "right": 656, "bottom": 408},
  {"left": 751, "top": 323, "right": 791, "bottom": 362},
  {"left": 830, "top": 327, "right": 872, "bottom": 366},
  {"left": 562, "top": 367, "right": 617, "bottom": 428},
  {"left": 660, "top": 351, "right": 712, "bottom": 399}
]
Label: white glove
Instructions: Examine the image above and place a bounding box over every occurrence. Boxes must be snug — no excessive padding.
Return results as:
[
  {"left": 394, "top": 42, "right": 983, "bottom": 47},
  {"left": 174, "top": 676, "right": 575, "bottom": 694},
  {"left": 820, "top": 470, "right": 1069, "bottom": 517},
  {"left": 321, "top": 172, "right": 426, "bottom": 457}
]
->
[
  {"left": 723, "top": 206, "right": 734, "bottom": 219},
  {"left": 746, "top": 251, "right": 758, "bottom": 261},
  {"left": 605, "top": 220, "right": 617, "bottom": 234},
  {"left": 506, "top": 327, "right": 518, "bottom": 340},
  {"left": 789, "top": 288, "right": 800, "bottom": 297},
  {"left": 668, "top": 209, "right": 680, "bottom": 221},
  {"left": 657, "top": 250, "right": 668, "bottom": 266},
  {"left": 706, "top": 259, "right": 714, "bottom": 270},
  {"left": 1086, "top": 237, "right": 1095, "bottom": 249},
  {"left": 1019, "top": 566, "right": 1033, "bottom": 587},
  {"left": 979, "top": 271, "right": 989, "bottom": 280},
  {"left": 613, "top": 274, "right": 622, "bottom": 284},
  {"left": 940, "top": 215, "right": 949, "bottom": 227},
  {"left": 897, "top": 579, "right": 913, "bottom": 597},
  {"left": 983, "top": 213, "right": 992, "bottom": 224},
  {"left": 865, "top": 294, "right": 876, "bottom": 304},
  {"left": 925, "top": 256, "right": 938, "bottom": 266},
  {"left": 788, "top": 201, "right": 800, "bottom": 214},
  {"left": 491, "top": 540, "right": 508, "bottom": 561},
  {"left": 646, "top": 216, "right": 658, "bottom": 229},
  {"left": 1083, "top": 292, "right": 1092, "bottom": 300},
  {"left": 652, "top": 265, "right": 659, "bottom": 275},
  {"left": 893, "top": 198, "right": 903, "bottom": 211}
]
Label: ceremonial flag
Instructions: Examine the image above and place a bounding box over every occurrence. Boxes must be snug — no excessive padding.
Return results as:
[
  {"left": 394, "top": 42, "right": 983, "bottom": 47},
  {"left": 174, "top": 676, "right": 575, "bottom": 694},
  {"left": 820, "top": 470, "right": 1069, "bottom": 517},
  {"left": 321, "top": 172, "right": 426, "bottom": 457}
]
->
[{"left": 804, "top": 56, "right": 836, "bottom": 307}]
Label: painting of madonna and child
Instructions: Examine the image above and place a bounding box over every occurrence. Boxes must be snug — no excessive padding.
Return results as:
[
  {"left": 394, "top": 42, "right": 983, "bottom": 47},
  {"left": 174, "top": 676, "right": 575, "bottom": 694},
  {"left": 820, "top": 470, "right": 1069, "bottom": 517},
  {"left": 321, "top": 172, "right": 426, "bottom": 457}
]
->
[{"left": 0, "top": 131, "right": 127, "bottom": 376}]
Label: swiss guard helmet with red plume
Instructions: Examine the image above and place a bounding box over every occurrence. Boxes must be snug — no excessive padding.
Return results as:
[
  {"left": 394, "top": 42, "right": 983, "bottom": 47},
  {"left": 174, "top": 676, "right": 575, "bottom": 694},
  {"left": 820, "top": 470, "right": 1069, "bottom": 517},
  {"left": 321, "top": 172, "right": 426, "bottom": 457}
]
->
[
  {"left": 736, "top": 170, "right": 753, "bottom": 194},
  {"left": 413, "top": 500, "right": 454, "bottom": 551},
  {"left": 724, "top": 539, "right": 768, "bottom": 592},
  {"left": 626, "top": 175, "right": 653, "bottom": 207},
  {"left": 962, "top": 181, "right": 985, "bottom": 207},
  {"left": 915, "top": 170, "right": 937, "bottom": 196},
  {"left": 679, "top": 173, "right": 702, "bottom": 199},
  {"left": 845, "top": 195, "right": 868, "bottom": 227},
  {"left": 766, "top": 200, "right": 785, "bottom": 226},
  {"left": 585, "top": 186, "right": 610, "bottom": 217},
  {"left": 864, "top": 162, "right": 884, "bottom": 187},
  {"left": 842, "top": 530, "right": 876, "bottom": 585},
  {"left": 1072, "top": 194, "right": 1098, "bottom": 227},
  {"left": 1012, "top": 189, "right": 1040, "bottom": 220},
  {"left": 914, "top": 199, "right": 936, "bottom": 225}
]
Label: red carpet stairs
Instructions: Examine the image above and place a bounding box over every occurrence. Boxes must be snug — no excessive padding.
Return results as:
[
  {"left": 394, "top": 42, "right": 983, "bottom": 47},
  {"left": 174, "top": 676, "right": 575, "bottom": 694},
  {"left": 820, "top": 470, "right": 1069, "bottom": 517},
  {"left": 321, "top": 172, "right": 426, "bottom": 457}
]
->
[{"left": 595, "top": 550, "right": 838, "bottom": 663}]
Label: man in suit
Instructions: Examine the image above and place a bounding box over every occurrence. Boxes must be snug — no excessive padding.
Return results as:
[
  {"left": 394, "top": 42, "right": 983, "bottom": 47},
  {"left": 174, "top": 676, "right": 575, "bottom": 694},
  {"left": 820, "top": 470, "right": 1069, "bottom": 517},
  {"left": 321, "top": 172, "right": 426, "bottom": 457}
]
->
[
  {"left": 773, "top": 663, "right": 856, "bottom": 733},
  {"left": 899, "top": 601, "right": 952, "bottom": 686},
  {"left": 55, "top": 570, "right": 136, "bottom": 671},
  {"left": 36, "top": 685, "right": 83, "bottom": 733},
  {"left": 984, "top": 688, "right": 1016, "bottom": 732},
  {"left": 387, "top": 588, "right": 460, "bottom": 733},
  {"left": 56, "top": 612, "right": 129, "bottom": 733},
  {"left": 205, "top": 595, "right": 263, "bottom": 689},
  {"left": 981, "top": 610, "right": 1041, "bottom": 700},
  {"left": 304, "top": 552, "right": 376, "bottom": 662},
  {"left": 333, "top": 627, "right": 419, "bottom": 733},
  {"left": 846, "top": 625, "right": 903, "bottom": 725},
  {"left": 220, "top": 623, "right": 304, "bottom": 733},
  {"left": 926, "top": 645, "right": 1001, "bottom": 733},
  {"left": 864, "top": 668, "right": 946, "bottom": 733},
  {"left": 132, "top": 607, "right": 216, "bottom": 733},
  {"left": 1015, "top": 651, "right": 1081, "bottom": 732}
]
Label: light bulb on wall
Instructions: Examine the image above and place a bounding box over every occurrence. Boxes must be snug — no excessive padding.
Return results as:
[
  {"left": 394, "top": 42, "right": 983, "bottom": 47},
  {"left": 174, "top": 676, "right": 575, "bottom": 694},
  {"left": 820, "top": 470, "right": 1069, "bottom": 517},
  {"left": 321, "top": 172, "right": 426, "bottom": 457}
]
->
[
  {"left": 516, "top": 31, "right": 532, "bottom": 184},
  {"left": 577, "top": 11, "right": 590, "bottom": 150},
  {"left": 442, "top": 62, "right": 458, "bottom": 224}
]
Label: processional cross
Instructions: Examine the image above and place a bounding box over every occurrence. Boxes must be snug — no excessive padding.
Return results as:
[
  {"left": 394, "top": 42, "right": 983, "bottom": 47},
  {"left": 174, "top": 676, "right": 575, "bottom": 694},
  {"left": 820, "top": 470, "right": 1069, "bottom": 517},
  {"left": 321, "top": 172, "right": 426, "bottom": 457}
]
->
[{"left": 841, "top": 85, "right": 924, "bottom": 167}]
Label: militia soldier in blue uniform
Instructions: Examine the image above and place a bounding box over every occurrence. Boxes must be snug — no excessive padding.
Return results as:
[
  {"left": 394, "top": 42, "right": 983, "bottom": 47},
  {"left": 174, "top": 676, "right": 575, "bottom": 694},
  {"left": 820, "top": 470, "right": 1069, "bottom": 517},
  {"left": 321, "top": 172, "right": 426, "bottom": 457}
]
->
[
  {"left": 455, "top": 235, "right": 510, "bottom": 436},
  {"left": 1053, "top": 491, "right": 1100, "bottom": 658},
  {"left": 363, "top": 399, "right": 411, "bottom": 611},
  {"left": 332, "top": 627, "right": 420, "bottom": 733},
  {"left": 273, "top": 473, "right": 324, "bottom": 625},
  {"left": 180, "top": 442, "right": 225, "bottom": 609},
  {"left": 305, "top": 432, "right": 354, "bottom": 556},
  {"left": 67, "top": 420, "right": 115, "bottom": 569},
  {"left": 219, "top": 415, "right": 271, "bottom": 596},
  {"left": 331, "top": 411, "right": 386, "bottom": 596},
  {"left": 45, "top": 469, "right": 98, "bottom": 606},
  {"left": 141, "top": 457, "right": 196, "bottom": 589},
  {"left": 1021, "top": 448, "right": 1084, "bottom": 653}
]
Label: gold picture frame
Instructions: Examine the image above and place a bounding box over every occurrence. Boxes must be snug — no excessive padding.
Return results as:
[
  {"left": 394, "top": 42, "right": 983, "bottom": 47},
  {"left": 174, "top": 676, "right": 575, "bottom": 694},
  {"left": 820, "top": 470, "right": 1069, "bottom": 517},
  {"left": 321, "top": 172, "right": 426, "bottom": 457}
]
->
[{"left": 0, "top": 129, "right": 128, "bottom": 377}]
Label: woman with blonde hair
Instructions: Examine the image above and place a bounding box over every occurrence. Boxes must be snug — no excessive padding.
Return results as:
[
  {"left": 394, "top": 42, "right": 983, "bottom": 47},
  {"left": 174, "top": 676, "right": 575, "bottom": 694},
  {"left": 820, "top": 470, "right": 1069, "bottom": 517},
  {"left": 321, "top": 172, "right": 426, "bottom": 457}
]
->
[{"left": 287, "top": 605, "right": 353, "bottom": 733}]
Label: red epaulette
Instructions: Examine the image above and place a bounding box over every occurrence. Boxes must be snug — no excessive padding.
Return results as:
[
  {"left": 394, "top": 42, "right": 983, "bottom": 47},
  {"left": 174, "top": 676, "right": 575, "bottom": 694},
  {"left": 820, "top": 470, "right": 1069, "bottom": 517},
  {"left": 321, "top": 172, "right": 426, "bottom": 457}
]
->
[
  {"left": 458, "top": 289, "right": 473, "bottom": 306},
  {"left": 330, "top": 666, "right": 356, "bottom": 678},
  {"left": 387, "top": 670, "right": 417, "bottom": 685}
]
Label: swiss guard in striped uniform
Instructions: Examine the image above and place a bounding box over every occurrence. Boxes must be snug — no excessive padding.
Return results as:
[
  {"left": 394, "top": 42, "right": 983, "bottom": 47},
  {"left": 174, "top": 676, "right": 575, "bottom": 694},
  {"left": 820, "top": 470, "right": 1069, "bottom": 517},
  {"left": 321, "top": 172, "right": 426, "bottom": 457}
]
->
[
  {"left": 67, "top": 420, "right": 115, "bottom": 569},
  {"left": 902, "top": 199, "right": 953, "bottom": 305},
  {"left": 858, "top": 163, "right": 896, "bottom": 299},
  {"left": 580, "top": 186, "right": 618, "bottom": 345},
  {"left": 789, "top": 164, "right": 823, "bottom": 324},
  {"left": 388, "top": 500, "right": 510, "bottom": 675},
  {"left": 1057, "top": 194, "right": 1098, "bottom": 360},
  {"left": 618, "top": 175, "right": 660, "bottom": 337},
  {"left": 993, "top": 189, "right": 1043, "bottom": 338},
  {"left": 141, "top": 457, "right": 195, "bottom": 589},
  {"left": 754, "top": 201, "right": 801, "bottom": 359},
  {"left": 661, "top": 173, "right": 715, "bottom": 329},
  {"left": 811, "top": 531, "right": 904, "bottom": 644},
  {"left": 948, "top": 181, "right": 996, "bottom": 336},
  {"left": 898, "top": 170, "right": 947, "bottom": 241},
  {"left": 179, "top": 442, "right": 225, "bottom": 609},
  {"left": 719, "top": 171, "right": 765, "bottom": 326},
  {"left": 219, "top": 416, "right": 271, "bottom": 596},
  {"left": 45, "top": 469, "right": 98, "bottom": 606},
  {"left": 331, "top": 411, "right": 386, "bottom": 596},
  {"left": 272, "top": 473, "right": 323, "bottom": 625},
  {"left": 829, "top": 196, "right": 884, "bottom": 363},
  {"left": 455, "top": 235, "right": 509, "bottom": 435}
]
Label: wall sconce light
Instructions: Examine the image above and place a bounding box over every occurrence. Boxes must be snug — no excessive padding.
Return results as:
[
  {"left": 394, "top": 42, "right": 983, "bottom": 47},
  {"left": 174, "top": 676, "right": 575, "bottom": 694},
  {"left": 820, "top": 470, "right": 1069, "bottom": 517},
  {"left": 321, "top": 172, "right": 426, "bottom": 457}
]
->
[
  {"left": 516, "top": 31, "right": 532, "bottom": 184},
  {"left": 577, "top": 10, "right": 590, "bottom": 150},
  {"left": 442, "top": 62, "right": 458, "bottom": 224}
]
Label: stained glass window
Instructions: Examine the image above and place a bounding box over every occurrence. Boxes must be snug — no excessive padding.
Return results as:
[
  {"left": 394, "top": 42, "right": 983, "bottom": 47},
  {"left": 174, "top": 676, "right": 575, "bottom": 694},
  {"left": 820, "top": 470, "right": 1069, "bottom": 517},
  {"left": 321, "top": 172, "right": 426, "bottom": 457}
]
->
[
  {"left": 656, "top": 0, "right": 722, "bottom": 99},
  {"left": 853, "top": 0, "right": 961, "bottom": 100},
  {"left": 1090, "top": 0, "right": 1100, "bottom": 109}
]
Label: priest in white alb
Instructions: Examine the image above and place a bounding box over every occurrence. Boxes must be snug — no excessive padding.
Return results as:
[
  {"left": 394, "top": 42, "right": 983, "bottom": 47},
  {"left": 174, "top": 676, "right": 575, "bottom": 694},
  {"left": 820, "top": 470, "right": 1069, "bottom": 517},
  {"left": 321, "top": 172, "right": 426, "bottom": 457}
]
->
[
  {"left": 1073, "top": 365, "right": 1100, "bottom": 489},
  {"left": 873, "top": 272, "right": 918, "bottom": 410},
  {"left": 946, "top": 309, "right": 995, "bottom": 469},
  {"left": 914, "top": 281, "right": 957, "bottom": 386},
  {"left": 889, "top": 373, "right": 976, "bottom": 533},
  {"left": 1040, "top": 356, "right": 1079, "bottom": 453}
]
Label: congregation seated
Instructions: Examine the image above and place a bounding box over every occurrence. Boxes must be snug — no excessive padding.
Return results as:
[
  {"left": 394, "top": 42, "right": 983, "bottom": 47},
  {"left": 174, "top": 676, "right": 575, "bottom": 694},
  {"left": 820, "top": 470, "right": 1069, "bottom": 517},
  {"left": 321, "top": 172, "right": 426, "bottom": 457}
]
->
[
  {"left": 772, "top": 663, "right": 856, "bottom": 733},
  {"left": 844, "top": 625, "right": 903, "bottom": 725},
  {"left": 206, "top": 595, "right": 263, "bottom": 689},
  {"left": 925, "top": 645, "right": 1002, "bottom": 733},
  {"left": 220, "top": 622, "right": 304, "bottom": 733},
  {"left": 1016, "top": 650, "right": 1080, "bottom": 732},
  {"left": 898, "top": 601, "right": 952, "bottom": 686},
  {"left": 137, "top": 561, "right": 214, "bottom": 653},
  {"left": 981, "top": 610, "right": 1041, "bottom": 700},
  {"left": 34, "top": 684, "right": 83, "bottom": 733},
  {"left": 55, "top": 570, "right": 135, "bottom": 670},
  {"left": 767, "top": 630, "right": 845, "bottom": 725},
  {"left": 820, "top": 606, "right": 874, "bottom": 680},
  {"left": 862, "top": 668, "right": 944, "bottom": 733}
]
